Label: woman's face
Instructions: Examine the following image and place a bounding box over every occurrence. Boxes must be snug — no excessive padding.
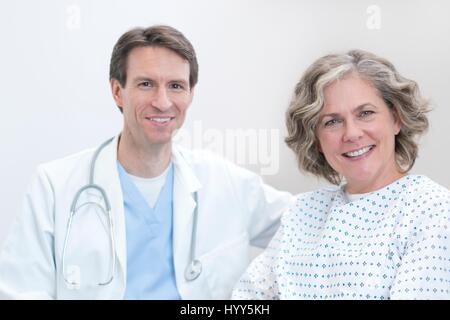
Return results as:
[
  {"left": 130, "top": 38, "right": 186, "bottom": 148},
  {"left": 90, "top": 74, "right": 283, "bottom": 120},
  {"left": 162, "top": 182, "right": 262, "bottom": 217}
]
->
[{"left": 316, "top": 72, "right": 403, "bottom": 194}]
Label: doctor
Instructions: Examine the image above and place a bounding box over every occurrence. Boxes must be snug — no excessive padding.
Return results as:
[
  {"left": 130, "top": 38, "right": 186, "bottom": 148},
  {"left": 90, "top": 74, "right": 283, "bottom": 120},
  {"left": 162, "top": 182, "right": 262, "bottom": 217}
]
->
[{"left": 0, "top": 25, "right": 293, "bottom": 299}]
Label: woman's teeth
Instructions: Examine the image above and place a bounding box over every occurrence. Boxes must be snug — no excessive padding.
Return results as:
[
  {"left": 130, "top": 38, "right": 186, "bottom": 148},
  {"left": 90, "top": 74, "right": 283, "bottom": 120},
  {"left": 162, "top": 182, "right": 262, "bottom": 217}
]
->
[{"left": 344, "top": 145, "right": 374, "bottom": 158}]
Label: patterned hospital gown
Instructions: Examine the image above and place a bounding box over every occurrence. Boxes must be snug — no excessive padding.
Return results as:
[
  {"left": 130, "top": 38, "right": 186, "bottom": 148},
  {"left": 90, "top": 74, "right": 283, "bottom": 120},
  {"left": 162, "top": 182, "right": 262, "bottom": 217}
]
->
[{"left": 232, "top": 175, "right": 450, "bottom": 299}]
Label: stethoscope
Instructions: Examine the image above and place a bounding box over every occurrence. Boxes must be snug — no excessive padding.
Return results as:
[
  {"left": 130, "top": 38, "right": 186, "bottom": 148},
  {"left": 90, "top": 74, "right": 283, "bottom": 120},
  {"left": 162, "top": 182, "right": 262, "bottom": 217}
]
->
[{"left": 61, "top": 137, "right": 202, "bottom": 287}]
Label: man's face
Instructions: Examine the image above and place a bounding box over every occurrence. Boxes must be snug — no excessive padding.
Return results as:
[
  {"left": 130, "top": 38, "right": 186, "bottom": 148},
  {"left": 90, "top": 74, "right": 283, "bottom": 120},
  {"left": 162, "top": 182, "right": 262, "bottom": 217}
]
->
[{"left": 111, "top": 46, "right": 193, "bottom": 147}]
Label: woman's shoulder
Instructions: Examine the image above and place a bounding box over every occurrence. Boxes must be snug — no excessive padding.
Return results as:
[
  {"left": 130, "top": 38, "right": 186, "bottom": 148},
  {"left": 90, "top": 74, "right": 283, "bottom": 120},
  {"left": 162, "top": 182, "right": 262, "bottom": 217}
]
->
[
  {"left": 282, "top": 186, "right": 339, "bottom": 221},
  {"left": 399, "top": 175, "right": 450, "bottom": 221},
  {"left": 292, "top": 186, "right": 339, "bottom": 205},
  {"left": 403, "top": 175, "right": 450, "bottom": 200}
]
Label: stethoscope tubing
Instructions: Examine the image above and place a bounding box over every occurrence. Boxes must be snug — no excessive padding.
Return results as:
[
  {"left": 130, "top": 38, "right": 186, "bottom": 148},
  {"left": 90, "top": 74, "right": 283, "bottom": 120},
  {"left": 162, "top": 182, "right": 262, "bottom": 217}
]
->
[{"left": 62, "top": 137, "right": 202, "bottom": 287}]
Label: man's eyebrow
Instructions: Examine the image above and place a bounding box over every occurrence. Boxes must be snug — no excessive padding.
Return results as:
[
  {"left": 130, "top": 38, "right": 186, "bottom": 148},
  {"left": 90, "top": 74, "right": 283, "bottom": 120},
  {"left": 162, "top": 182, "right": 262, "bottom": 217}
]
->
[
  {"left": 128, "top": 77, "right": 149, "bottom": 85},
  {"left": 131, "top": 77, "right": 189, "bottom": 84},
  {"left": 169, "top": 79, "right": 189, "bottom": 85},
  {"left": 132, "top": 76, "right": 152, "bottom": 82}
]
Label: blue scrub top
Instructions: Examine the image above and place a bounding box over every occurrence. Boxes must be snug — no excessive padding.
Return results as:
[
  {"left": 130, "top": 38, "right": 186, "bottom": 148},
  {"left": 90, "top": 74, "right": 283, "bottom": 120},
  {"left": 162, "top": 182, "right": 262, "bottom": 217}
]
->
[{"left": 117, "top": 162, "right": 181, "bottom": 300}]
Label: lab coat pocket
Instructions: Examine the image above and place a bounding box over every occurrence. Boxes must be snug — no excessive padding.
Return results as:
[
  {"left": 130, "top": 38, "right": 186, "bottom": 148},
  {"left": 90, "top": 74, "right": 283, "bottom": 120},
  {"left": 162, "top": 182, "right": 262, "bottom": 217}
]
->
[{"left": 200, "top": 232, "right": 250, "bottom": 299}]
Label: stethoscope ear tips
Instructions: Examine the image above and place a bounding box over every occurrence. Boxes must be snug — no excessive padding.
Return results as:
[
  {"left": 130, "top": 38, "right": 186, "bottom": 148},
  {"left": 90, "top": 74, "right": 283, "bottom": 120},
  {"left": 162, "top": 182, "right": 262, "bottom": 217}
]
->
[{"left": 184, "top": 259, "right": 202, "bottom": 281}]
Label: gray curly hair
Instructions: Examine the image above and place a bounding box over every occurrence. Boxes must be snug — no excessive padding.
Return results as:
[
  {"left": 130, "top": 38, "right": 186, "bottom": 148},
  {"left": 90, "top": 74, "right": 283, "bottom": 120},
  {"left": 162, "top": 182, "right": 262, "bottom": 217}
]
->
[{"left": 285, "top": 49, "right": 430, "bottom": 185}]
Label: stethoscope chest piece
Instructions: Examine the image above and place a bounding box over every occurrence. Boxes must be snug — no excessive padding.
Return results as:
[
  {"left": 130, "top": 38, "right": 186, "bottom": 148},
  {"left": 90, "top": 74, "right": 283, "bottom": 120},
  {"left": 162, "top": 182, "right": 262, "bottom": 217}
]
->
[{"left": 185, "top": 259, "right": 202, "bottom": 281}]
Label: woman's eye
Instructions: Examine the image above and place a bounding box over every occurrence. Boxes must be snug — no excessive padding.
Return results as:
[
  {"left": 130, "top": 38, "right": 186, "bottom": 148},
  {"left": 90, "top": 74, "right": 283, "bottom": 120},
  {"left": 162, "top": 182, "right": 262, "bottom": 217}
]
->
[
  {"left": 360, "top": 110, "right": 374, "bottom": 117},
  {"left": 324, "top": 119, "right": 339, "bottom": 127}
]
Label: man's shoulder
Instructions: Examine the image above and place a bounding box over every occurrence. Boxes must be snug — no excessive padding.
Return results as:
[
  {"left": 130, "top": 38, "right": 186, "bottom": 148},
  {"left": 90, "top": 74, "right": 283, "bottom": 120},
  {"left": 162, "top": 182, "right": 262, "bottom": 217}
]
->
[
  {"left": 37, "top": 146, "right": 96, "bottom": 178},
  {"left": 174, "top": 144, "right": 226, "bottom": 163},
  {"left": 174, "top": 144, "right": 242, "bottom": 171},
  {"left": 173, "top": 144, "right": 265, "bottom": 184}
]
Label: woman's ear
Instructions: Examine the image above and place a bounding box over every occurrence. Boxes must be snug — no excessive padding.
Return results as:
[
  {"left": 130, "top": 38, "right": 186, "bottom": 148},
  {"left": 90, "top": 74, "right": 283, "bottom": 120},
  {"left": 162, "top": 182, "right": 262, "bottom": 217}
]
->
[
  {"left": 317, "top": 141, "right": 323, "bottom": 153},
  {"left": 392, "top": 108, "right": 402, "bottom": 135}
]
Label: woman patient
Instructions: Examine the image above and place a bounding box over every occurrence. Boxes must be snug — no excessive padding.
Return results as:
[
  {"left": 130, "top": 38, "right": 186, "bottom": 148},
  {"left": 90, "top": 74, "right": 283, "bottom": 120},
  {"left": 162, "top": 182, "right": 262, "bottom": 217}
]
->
[{"left": 232, "top": 49, "right": 450, "bottom": 299}]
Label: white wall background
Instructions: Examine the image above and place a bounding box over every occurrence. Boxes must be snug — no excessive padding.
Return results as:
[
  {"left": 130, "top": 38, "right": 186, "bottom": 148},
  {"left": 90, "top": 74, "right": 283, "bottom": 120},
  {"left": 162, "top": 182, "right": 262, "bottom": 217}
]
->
[{"left": 1, "top": 0, "right": 449, "bottom": 246}]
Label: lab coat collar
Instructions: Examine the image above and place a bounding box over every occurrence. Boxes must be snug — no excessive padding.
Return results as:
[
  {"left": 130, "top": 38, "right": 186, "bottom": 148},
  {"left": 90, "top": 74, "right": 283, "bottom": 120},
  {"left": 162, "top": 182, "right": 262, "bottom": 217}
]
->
[{"left": 171, "top": 144, "right": 202, "bottom": 193}]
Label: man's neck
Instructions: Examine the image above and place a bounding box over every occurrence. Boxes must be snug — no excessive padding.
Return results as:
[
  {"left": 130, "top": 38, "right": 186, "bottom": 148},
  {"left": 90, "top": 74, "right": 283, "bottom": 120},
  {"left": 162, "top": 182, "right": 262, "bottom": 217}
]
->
[{"left": 117, "top": 132, "right": 172, "bottom": 178}]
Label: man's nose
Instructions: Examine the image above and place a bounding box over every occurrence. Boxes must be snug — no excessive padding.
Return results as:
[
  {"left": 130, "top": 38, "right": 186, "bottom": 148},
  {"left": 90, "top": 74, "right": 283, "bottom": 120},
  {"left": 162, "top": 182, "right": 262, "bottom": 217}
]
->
[
  {"left": 151, "top": 88, "right": 172, "bottom": 111},
  {"left": 342, "top": 119, "right": 363, "bottom": 142}
]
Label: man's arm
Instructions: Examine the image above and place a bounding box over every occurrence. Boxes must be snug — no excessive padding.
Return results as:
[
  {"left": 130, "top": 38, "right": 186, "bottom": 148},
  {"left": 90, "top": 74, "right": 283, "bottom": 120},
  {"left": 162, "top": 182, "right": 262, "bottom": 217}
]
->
[
  {"left": 224, "top": 160, "right": 294, "bottom": 248},
  {"left": 0, "top": 166, "right": 56, "bottom": 299}
]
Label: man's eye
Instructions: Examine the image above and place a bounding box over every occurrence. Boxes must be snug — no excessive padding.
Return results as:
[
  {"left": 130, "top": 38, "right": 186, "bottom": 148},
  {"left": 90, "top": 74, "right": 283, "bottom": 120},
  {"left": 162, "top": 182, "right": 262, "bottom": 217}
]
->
[
  {"left": 139, "top": 81, "right": 151, "bottom": 87},
  {"left": 171, "top": 83, "right": 183, "bottom": 90}
]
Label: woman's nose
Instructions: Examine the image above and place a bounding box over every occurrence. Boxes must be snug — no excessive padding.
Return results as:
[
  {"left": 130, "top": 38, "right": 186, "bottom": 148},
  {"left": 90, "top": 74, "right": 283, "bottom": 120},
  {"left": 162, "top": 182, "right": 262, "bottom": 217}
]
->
[{"left": 342, "top": 119, "right": 363, "bottom": 142}]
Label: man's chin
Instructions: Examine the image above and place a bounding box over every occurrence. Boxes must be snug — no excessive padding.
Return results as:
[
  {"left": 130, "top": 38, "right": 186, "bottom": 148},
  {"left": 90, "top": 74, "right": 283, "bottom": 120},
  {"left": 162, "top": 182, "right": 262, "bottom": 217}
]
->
[{"left": 140, "top": 132, "right": 172, "bottom": 146}]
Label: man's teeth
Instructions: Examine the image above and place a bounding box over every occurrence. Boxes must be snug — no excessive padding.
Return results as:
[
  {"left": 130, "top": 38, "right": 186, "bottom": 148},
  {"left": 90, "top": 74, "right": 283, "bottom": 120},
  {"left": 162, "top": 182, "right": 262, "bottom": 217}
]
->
[
  {"left": 150, "top": 117, "right": 171, "bottom": 123},
  {"left": 344, "top": 146, "right": 373, "bottom": 157}
]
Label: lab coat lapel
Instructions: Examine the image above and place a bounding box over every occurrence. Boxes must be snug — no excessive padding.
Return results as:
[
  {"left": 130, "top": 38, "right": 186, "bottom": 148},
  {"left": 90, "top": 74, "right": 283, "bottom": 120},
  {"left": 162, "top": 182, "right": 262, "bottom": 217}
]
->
[
  {"left": 94, "top": 135, "right": 127, "bottom": 296},
  {"left": 171, "top": 145, "right": 202, "bottom": 295}
]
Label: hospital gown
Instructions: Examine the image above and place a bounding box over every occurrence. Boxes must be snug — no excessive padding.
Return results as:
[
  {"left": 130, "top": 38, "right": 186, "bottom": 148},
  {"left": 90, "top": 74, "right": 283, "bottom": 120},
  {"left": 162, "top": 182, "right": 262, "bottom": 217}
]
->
[{"left": 232, "top": 175, "right": 450, "bottom": 300}]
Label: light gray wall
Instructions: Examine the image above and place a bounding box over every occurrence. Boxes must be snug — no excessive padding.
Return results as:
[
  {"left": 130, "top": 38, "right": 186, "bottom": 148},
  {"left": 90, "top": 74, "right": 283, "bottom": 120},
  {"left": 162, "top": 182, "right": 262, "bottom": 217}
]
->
[{"left": 1, "top": 0, "right": 449, "bottom": 246}]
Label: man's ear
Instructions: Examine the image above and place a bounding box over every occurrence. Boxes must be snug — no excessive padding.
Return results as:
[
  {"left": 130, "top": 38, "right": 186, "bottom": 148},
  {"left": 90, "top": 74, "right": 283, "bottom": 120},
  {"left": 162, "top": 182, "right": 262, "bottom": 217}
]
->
[
  {"left": 110, "top": 79, "right": 123, "bottom": 109},
  {"left": 184, "top": 87, "right": 195, "bottom": 108}
]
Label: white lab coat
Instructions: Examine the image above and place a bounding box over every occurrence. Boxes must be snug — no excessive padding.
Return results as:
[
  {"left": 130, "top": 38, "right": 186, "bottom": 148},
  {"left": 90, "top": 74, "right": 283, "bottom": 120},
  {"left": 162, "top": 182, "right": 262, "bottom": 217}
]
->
[{"left": 0, "top": 135, "right": 293, "bottom": 300}]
